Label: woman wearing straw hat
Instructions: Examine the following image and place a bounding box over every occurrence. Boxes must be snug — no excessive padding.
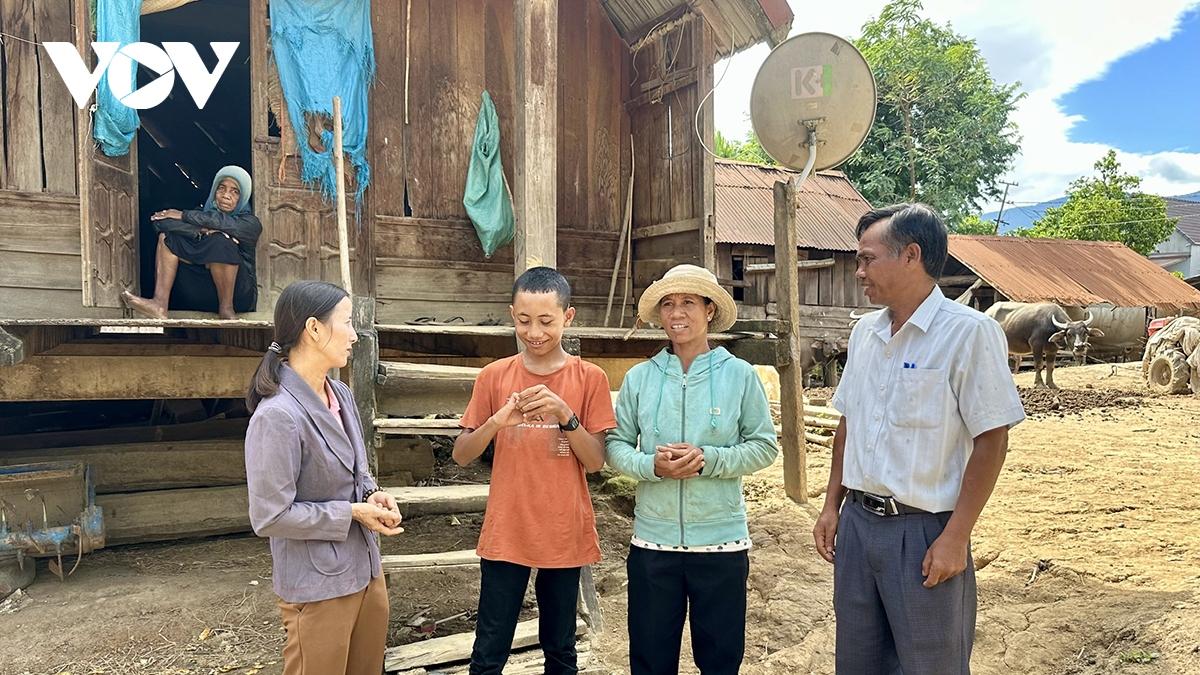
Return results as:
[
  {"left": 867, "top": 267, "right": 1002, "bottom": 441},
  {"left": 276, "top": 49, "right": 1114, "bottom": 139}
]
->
[
  {"left": 123, "top": 165, "right": 261, "bottom": 320},
  {"left": 607, "top": 264, "right": 779, "bottom": 675}
]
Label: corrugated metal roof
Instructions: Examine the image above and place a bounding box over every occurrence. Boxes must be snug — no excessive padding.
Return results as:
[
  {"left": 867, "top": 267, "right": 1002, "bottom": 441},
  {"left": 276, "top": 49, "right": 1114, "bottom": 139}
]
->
[
  {"left": 713, "top": 159, "right": 870, "bottom": 251},
  {"left": 1166, "top": 198, "right": 1200, "bottom": 244},
  {"left": 948, "top": 235, "right": 1200, "bottom": 311},
  {"left": 600, "top": 0, "right": 792, "bottom": 57}
]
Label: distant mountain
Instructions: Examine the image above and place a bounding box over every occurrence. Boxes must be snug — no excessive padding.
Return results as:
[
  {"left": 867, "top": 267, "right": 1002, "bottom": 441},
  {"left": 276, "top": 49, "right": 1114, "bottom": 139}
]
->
[{"left": 981, "top": 190, "right": 1200, "bottom": 232}]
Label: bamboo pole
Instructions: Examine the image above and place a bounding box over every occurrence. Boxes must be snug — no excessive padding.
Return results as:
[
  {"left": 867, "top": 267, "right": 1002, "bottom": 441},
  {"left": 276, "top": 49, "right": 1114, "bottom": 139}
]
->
[{"left": 332, "top": 96, "right": 353, "bottom": 295}]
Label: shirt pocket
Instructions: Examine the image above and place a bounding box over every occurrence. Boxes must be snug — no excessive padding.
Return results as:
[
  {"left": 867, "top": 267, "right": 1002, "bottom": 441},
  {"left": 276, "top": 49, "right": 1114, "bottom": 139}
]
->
[
  {"left": 888, "top": 368, "right": 946, "bottom": 429},
  {"left": 307, "top": 540, "right": 353, "bottom": 576}
]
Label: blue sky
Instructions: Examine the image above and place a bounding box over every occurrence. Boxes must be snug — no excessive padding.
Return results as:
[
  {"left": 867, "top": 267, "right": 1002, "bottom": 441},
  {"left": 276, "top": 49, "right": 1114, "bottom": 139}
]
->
[
  {"left": 713, "top": 1, "right": 1200, "bottom": 211},
  {"left": 1059, "top": 7, "right": 1199, "bottom": 156}
]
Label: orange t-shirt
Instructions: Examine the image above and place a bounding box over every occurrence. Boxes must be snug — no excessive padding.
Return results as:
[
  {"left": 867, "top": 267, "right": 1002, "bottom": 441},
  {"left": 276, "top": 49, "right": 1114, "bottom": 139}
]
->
[{"left": 460, "top": 354, "right": 617, "bottom": 568}]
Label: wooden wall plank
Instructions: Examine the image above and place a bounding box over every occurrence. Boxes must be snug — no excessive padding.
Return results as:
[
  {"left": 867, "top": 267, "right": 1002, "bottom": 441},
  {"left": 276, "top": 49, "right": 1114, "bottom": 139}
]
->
[
  {"left": 369, "top": 0, "right": 408, "bottom": 217},
  {"left": 694, "top": 19, "right": 716, "bottom": 271},
  {"left": 0, "top": 356, "right": 261, "bottom": 401},
  {"left": 35, "top": 0, "right": 77, "bottom": 194},
  {"left": 484, "top": 0, "right": 516, "bottom": 191},
  {"left": 0, "top": 191, "right": 80, "bottom": 254},
  {"left": 3, "top": 0, "right": 45, "bottom": 190},
  {"left": 405, "top": 0, "right": 433, "bottom": 217},
  {"left": 0, "top": 251, "right": 81, "bottom": 290},
  {"left": 557, "top": 0, "right": 589, "bottom": 229},
  {"left": 587, "top": 0, "right": 621, "bottom": 235},
  {"left": 513, "top": 0, "right": 559, "bottom": 271}
]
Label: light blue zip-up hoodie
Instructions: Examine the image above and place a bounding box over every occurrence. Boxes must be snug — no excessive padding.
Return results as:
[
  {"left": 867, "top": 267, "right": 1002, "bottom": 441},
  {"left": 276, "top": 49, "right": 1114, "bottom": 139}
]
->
[{"left": 606, "top": 346, "right": 778, "bottom": 546}]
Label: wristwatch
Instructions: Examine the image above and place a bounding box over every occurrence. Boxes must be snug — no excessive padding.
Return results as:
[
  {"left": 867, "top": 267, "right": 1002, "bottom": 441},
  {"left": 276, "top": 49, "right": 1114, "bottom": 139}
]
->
[{"left": 558, "top": 413, "right": 581, "bottom": 432}]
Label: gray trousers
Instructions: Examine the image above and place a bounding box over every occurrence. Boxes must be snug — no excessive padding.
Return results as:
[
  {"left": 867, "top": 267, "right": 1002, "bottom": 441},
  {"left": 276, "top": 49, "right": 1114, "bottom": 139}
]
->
[{"left": 834, "top": 497, "right": 976, "bottom": 675}]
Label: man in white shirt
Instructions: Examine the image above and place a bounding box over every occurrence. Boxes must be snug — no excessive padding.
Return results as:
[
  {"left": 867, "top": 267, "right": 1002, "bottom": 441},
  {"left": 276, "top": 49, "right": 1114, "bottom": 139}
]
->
[{"left": 813, "top": 203, "right": 1025, "bottom": 674}]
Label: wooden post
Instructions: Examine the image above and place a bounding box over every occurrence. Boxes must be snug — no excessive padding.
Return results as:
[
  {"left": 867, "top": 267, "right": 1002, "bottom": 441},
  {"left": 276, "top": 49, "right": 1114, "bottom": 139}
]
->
[
  {"left": 332, "top": 96, "right": 353, "bottom": 295},
  {"left": 513, "top": 0, "right": 558, "bottom": 274},
  {"left": 694, "top": 19, "right": 717, "bottom": 272},
  {"left": 351, "top": 296, "right": 379, "bottom": 473},
  {"left": 774, "top": 180, "right": 807, "bottom": 503}
]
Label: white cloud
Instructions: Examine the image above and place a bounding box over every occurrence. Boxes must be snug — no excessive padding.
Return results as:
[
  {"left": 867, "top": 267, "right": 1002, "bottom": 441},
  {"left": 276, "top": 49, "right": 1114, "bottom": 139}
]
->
[{"left": 713, "top": 0, "right": 1200, "bottom": 209}]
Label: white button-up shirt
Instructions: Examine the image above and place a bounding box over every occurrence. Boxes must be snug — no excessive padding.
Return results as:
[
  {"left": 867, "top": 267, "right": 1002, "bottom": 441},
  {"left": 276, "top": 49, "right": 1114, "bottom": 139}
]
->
[{"left": 831, "top": 287, "right": 1025, "bottom": 513}]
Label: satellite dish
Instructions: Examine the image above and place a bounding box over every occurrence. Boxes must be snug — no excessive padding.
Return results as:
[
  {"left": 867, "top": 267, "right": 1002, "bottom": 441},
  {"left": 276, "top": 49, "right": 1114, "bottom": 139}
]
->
[{"left": 750, "top": 32, "right": 876, "bottom": 173}]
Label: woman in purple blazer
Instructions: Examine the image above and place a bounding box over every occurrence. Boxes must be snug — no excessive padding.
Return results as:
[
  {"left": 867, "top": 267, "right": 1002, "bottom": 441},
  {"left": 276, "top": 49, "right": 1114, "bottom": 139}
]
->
[{"left": 245, "top": 280, "right": 403, "bottom": 675}]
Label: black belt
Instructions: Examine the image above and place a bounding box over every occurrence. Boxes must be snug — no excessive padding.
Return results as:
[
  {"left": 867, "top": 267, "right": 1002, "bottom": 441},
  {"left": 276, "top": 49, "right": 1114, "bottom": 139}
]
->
[{"left": 847, "top": 489, "right": 934, "bottom": 517}]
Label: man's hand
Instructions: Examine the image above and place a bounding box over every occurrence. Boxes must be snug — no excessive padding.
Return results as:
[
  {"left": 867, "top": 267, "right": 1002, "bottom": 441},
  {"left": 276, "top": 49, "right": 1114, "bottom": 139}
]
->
[
  {"left": 922, "top": 531, "right": 969, "bottom": 587},
  {"left": 813, "top": 507, "right": 839, "bottom": 564},
  {"left": 653, "top": 444, "right": 704, "bottom": 479},
  {"left": 516, "top": 384, "right": 571, "bottom": 424},
  {"left": 489, "top": 393, "right": 525, "bottom": 429},
  {"left": 351, "top": 502, "right": 403, "bottom": 536}
]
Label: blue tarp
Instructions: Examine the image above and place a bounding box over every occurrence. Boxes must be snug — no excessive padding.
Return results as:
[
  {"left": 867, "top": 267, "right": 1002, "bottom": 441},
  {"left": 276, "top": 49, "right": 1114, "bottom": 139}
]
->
[
  {"left": 270, "top": 0, "right": 376, "bottom": 206},
  {"left": 94, "top": 0, "right": 140, "bottom": 157},
  {"left": 463, "top": 92, "right": 514, "bottom": 258}
]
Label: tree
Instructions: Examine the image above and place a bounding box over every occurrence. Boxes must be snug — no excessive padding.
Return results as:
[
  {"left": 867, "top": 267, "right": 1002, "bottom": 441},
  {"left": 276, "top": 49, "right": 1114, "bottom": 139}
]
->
[
  {"left": 844, "top": 0, "right": 1023, "bottom": 220},
  {"left": 713, "top": 130, "right": 776, "bottom": 165},
  {"left": 951, "top": 214, "right": 998, "bottom": 235},
  {"left": 1016, "top": 151, "right": 1177, "bottom": 256}
]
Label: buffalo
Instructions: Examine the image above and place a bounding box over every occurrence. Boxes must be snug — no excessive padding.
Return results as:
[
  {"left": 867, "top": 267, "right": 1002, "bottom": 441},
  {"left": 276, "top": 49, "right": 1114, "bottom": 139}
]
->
[{"left": 984, "top": 302, "right": 1104, "bottom": 389}]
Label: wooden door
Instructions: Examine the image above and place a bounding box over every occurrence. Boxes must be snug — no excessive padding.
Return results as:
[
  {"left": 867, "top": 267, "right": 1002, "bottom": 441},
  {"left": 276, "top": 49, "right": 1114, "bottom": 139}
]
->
[
  {"left": 248, "top": 0, "right": 366, "bottom": 312},
  {"left": 75, "top": 0, "right": 138, "bottom": 307}
]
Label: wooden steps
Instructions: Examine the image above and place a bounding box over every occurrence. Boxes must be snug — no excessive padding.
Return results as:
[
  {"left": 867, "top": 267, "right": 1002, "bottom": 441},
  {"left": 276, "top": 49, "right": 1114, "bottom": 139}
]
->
[
  {"left": 376, "top": 361, "right": 481, "bottom": 417},
  {"left": 374, "top": 417, "right": 463, "bottom": 436},
  {"left": 384, "top": 484, "right": 489, "bottom": 517}
]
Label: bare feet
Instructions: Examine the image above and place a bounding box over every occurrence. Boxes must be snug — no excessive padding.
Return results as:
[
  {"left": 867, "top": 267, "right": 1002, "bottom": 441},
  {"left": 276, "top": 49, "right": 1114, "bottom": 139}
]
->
[
  {"left": 122, "top": 291, "right": 168, "bottom": 319},
  {"left": 218, "top": 307, "right": 237, "bottom": 320}
]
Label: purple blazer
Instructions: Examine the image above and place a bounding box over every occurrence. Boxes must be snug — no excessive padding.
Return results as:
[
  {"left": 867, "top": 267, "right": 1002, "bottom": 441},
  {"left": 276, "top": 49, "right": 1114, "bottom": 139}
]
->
[{"left": 244, "top": 364, "right": 381, "bottom": 604}]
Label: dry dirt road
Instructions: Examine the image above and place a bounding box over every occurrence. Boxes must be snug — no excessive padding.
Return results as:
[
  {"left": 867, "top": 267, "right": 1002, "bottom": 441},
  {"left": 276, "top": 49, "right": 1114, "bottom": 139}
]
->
[{"left": 1, "top": 363, "right": 1196, "bottom": 675}]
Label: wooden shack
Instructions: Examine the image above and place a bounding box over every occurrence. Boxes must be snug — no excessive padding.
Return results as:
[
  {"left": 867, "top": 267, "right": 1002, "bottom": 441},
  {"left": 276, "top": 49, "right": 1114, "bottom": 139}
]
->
[{"left": 0, "top": 0, "right": 806, "bottom": 546}]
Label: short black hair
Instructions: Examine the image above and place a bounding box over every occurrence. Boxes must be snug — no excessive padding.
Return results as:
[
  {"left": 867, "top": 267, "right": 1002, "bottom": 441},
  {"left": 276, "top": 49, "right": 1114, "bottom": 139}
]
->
[
  {"left": 855, "top": 203, "right": 948, "bottom": 279},
  {"left": 512, "top": 266, "right": 571, "bottom": 310}
]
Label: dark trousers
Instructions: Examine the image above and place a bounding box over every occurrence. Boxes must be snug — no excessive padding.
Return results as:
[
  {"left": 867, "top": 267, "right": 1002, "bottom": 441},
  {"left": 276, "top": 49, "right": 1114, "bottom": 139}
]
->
[
  {"left": 833, "top": 498, "right": 976, "bottom": 675},
  {"left": 469, "top": 558, "right": 581, "bottom": 675},
  {"left": 627, "top": 545, "right": 750, "bottom": 675}
]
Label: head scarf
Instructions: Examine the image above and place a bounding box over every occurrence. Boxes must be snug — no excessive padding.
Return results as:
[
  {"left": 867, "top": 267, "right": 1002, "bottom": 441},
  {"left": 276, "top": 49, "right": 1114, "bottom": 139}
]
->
[{"left": 203, "top": 165, "right": 253, "bottom": 214}]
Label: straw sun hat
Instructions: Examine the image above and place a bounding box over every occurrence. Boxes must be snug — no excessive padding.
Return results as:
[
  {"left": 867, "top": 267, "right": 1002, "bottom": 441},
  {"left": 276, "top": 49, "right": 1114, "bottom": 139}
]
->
[{"left": 637, "top": 264, "right": 738, "bottom": 333}]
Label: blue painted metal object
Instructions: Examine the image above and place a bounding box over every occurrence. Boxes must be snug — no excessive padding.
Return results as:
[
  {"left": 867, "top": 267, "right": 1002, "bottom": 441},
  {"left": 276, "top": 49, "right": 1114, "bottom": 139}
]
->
[{"left": 0, "top": 461, "right": 106, "bottom": 577}]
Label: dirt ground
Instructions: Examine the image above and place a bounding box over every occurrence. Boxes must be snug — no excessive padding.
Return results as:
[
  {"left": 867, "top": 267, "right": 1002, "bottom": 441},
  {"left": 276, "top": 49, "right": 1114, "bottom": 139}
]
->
[{"left": 1, "top": 363, "right": 1197, "bottom": 675}]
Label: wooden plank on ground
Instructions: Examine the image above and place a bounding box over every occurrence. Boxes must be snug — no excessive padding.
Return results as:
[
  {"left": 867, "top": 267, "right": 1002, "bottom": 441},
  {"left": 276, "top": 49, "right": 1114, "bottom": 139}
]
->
[
  {"left": 385, "top": 618, "right": 584, "bottom": 672},
  {"left": 96, "top": 485, "right": 251, "bottom": 545},
  {"left": 0, "top": 356, "right": 261, "bottom": 401},
  {"left": 384, "top": 484, "right": 489, "bottom": 517},
  {"left": 2, "top": 0, "right": 44, "bottom": 190},
  {"left": 0, "top": 439, "right": 248, "bottom": 493},
  {"left": 381, "top": 549, "right": 480, "bottom": 573}
]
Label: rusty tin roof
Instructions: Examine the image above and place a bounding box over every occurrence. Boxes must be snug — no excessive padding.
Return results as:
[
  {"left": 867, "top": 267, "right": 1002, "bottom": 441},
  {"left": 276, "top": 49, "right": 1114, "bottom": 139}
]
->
[
  {"left": 948, "top": 235, "right": 1200, "bottom": 310},
  {"left": 714, "top": 159, "right": 870, "bottom": 252}
]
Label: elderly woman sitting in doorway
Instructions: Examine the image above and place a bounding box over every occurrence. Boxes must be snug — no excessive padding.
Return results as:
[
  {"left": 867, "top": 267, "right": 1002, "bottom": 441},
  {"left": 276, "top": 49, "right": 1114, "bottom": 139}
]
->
[{"left": 123, "top": 165, "right": 262, "bottom": 320}]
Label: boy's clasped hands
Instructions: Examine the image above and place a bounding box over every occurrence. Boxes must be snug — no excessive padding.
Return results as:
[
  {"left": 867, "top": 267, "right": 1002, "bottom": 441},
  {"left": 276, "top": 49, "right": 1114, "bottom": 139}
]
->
[
  {"left": 492, "top": 385, "right": 573, "bottom": 427},
  {"left": 654, "top": 443, "right": 705, "bottom": 479}
]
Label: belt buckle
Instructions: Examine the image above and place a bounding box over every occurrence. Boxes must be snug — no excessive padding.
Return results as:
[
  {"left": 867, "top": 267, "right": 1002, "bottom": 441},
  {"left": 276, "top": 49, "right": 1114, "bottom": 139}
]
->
[{"left": 861, "top": 492, "right": 897, "bottom": 516}]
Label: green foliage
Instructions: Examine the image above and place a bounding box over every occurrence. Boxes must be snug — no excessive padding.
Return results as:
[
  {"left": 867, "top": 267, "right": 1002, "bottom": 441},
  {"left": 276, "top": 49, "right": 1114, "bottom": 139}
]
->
[
  {"left": 951, "top": 214, "right": 998, "bottom": 235},
  {"left": 1024, "top": 150, "right": 1177, "bottom": 255},
  {"left": 714, "top": 130, "right": 776, "bottom": 165},
  {"left": 844, "top": 0, "right": 1023, "bottom": 219},
  {"left": 1117, "top": 650, "right": 1159, "bottom": 664},
  {"left": 1172, "top": 270, "right": 1185, "bottom": 280}
]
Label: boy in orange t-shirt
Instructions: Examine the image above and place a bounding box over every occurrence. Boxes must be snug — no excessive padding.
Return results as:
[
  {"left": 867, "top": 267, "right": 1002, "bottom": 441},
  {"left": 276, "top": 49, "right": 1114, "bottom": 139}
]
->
[{"left": 453, "top": 267, "right": 617, "bottom": 675}]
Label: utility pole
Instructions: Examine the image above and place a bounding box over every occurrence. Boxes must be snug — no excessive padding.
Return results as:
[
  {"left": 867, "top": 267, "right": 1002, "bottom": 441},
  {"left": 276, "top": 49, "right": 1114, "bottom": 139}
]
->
[{"left": 994, "top": 180, "right": 1019, "bottom": 234}]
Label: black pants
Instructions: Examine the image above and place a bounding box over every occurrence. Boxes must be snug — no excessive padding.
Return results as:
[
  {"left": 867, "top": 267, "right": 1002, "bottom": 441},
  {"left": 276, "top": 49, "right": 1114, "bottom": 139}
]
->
[
  {"left": 627, "top": 546, "right": 750, "bottom": 675},
  {"left": 469, "top": 558, "right": 581, "bottom": 675}
]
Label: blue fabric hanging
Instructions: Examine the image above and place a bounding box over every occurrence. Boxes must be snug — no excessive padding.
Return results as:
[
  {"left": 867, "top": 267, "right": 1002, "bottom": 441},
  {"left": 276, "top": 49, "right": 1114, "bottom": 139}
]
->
[
  {"left": 270, "top": 0, "right": 376, "bottom": 206},
  {"left": 463, "top": 92, "right": 514, "bottom": 258},
  {"left": 94, "top": 0, "right": 141, "bottom": 157}
]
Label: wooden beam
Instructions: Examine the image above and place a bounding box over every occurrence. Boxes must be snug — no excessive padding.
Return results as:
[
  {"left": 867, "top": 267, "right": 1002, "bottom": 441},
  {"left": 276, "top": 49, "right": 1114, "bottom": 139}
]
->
[
  {"left": 385, "top": 618, "right": 585, "bottom": 672},
  {"left": 376, "top": 361, "right": 479, "bottom": 417},
  {"left": 774, "top": 180, "right": 807, "bottom": 503},
  {"left": 0, "top": 439, "right": 248, "bottom": 493},
  {"left": 0, "top": 356, "right": 261, "bottom": 401},
  {"left": 745, "top": 259, "right": 836, "bottom": 273},
  {"left": 381, "top": 549, "right": 480, "bottom": 573},
  {"left": 695, "top": 19, "right": 717, "bottom": 272},
  {"left": 513, "top": 0, "right": 558, "bottom": 273},
  {"left": 96, "top": 486, "right": 251, "bottom": 545},
  {"left": 630, "top": 217, "right": 701, "bottom": 241},
  {"left": 351, "top": 296, "right": 379, "bottom": 473},
  {"left": 382, "top": 484, "right": 489, "bottom": 517},
  {"left": 937, "top": 275, "right": 978, "bottom": 286},
  {"left": 374, "top": 418, "right": 463, "bottom": 436},
  {"left": 623, "top": 68, "right": 698, "bottom": 111}
]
